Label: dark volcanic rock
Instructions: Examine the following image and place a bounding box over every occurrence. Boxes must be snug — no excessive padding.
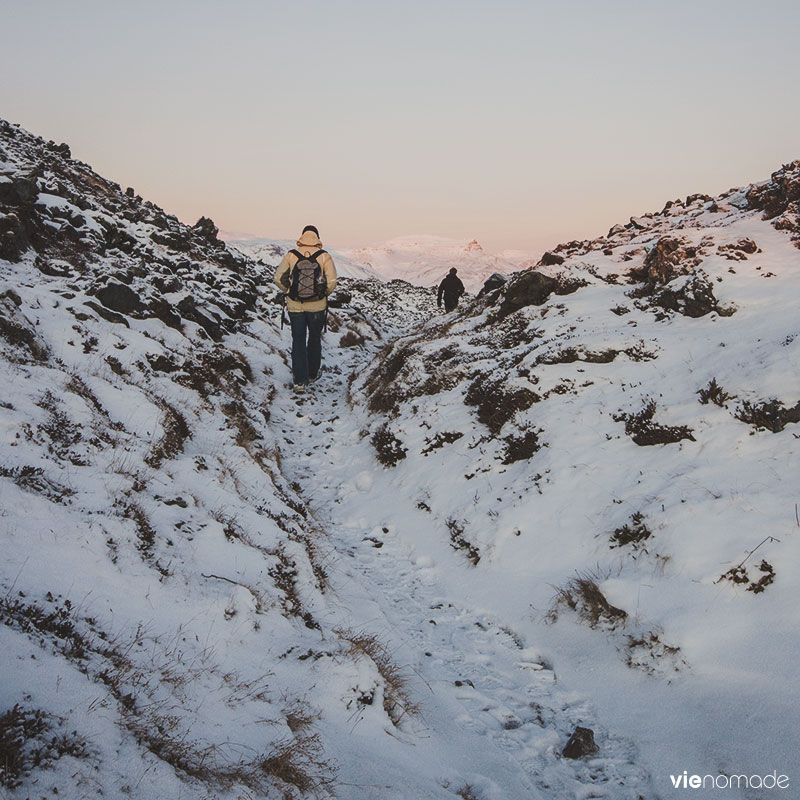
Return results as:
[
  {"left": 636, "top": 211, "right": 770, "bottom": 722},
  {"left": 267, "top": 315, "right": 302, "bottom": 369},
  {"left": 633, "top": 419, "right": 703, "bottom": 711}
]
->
[
  {"left": 84, "top": 301, "right": 130, "bottom": 327},
  {"left": 0, "top": 212, "right": 29, "bottom": 261},
  {"left": 177, "top": 295, "right": 222, "bottom": 341},
  {"left": 0, "top": 293, "right": 48, "bottom": 360},
  {"left": 47, "top": 141, "right": 71, "bottom": 159},
  {"left": 499, "top": 270, "right": 558, "bottom": 317},
  {"left": 562, "top": 726, "right": 599, "bottom": 759},
  {"left": 0, "top": 175, "right": 38, "bottom": 206},
  {"left": 147, "top": 298, "right": 183, "bottom": 330},
  {"left": 192, "top": 216, "right": 220, "bottom": 244},
  {"left": 478, "top": 272, "right": 507, "bottom": 298},
  {"left": 539, "top": 251, "right": 565, "bottom": 266},
  {"left": 96, "top": 281, "right": 143, "bottom": 315},
  {"left": 631, "top": 236, "right": 699, "bottom": 286},
  {"left": 651, "top": 274, "right": 734, "bottom": 319},
  {"left": 746, "top": 161, "right": 800, "bottom": 220},
  {"left": 327, "top": 288, "right": 352, "bottom": 308}
]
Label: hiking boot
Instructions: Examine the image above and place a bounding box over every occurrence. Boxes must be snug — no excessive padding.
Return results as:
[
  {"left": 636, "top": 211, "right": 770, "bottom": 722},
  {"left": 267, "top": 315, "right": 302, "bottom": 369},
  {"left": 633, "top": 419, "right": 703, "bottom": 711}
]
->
[
  {"left": 293, "top": 382, "right": 307, "bottom": 393},
  {"left": 309, "top": 368, "right": 323, "bottom": 384}
]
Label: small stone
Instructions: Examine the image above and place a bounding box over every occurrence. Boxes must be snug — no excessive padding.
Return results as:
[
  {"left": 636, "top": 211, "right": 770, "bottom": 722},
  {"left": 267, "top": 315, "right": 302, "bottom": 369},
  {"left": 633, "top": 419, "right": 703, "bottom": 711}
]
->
[{"left": 562, "top": 726, "right": 599, "bottom": 759}]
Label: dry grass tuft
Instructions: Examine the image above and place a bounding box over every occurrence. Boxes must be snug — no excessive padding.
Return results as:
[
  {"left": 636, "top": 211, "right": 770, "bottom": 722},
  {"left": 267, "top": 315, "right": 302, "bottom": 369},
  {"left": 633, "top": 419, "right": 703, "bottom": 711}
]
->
[
  {"left": 336, "top": 628, "right": 418, "bottom": 726},
  {"left": 547, "top": 572, "right": 628, "bottom": 629}
]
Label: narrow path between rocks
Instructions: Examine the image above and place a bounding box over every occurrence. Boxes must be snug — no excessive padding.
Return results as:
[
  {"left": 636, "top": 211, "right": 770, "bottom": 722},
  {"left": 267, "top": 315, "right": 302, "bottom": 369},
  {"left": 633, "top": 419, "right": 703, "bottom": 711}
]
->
[{"left": 268, "top": 323, "right": 656, "bottom": 800}]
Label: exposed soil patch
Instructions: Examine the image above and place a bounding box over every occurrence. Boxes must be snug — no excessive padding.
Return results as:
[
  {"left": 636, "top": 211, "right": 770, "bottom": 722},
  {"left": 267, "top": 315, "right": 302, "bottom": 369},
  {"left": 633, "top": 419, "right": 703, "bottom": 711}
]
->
[
  {"left": 501, "top": 429, "right": 543, "bottom": 464},
  {"left": 465, "top": 375, "right": 539, "bottom": 434},
  {"left": 614, "top": 400, "right": 695, "bottom": 446}
]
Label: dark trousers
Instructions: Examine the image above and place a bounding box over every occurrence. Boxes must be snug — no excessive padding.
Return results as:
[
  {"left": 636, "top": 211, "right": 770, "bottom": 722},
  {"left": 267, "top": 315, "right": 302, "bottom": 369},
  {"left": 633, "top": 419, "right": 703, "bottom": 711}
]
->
[{"left": 289, "top": 310, "right": 325, "bottom": 384}]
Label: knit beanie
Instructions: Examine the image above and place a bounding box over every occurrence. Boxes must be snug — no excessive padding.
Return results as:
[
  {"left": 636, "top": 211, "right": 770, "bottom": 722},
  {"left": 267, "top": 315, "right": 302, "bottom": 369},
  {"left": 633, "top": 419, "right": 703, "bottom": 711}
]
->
[{"left": 302, "top": 225, "right": 319, "bottom": 237}]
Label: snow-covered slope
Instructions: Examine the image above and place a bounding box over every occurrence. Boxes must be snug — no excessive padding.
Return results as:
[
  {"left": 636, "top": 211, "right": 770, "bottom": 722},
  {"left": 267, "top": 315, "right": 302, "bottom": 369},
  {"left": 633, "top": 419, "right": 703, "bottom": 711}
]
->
[
  {"left": 337, "top": 235, "right": 535, "bottom": 293},
  {"left": 352, "top": 163, "right": 800, "bottom": 796}
]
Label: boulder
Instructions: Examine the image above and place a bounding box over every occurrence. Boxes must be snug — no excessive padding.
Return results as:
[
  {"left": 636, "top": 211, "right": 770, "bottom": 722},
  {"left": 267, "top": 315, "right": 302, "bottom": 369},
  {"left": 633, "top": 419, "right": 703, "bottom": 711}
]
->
[
  {"left": 96, "top": 281, "right": 143, "bottom": 315},
  {"left": 177, "top": 295, "right": 222, "bottom": 341},
  {"left": 84, "top": 301, "right": 129, "bottom": 327},
  {"left": 539, "top": 251, "right": 565, "bottom": 266},
  {"left": 327, "top": 289, "right": 352, "bottom": 308},
  {"left": 632, "top": 236, "right": 698, "bottom": 286},
  {"left": 147, "top": 298, "right": 183, "bottom": 330},
  {"left": 499, "top": 270, "right": 558, "bottom": 316},
  {"left": 0, "top": 212, "right": 29, "bottom": 262},
  {"left": 0, "top": 294, "right": 48, "bottom": 360},
  {"left": 0, "top": 176, "right": 38, "bottom": 206},
  {"left": 478, "top": 272, "right": 507, "bottom": 298},
  {"left": 47, "top": 141, "right": 71, "bottom": 159}
]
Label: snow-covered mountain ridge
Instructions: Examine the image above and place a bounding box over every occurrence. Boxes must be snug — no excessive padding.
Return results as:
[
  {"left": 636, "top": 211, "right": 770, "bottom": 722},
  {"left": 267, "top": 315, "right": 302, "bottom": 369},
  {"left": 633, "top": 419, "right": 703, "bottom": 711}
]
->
[
  {"left": 2, "top": 112, "right": 799, "bottom": 800},
  {"left": 336, "top": 235, "right": 536, "bottom": 293},
  {"left": 223, "top": 232, "right": 538, "bottom": 294}
]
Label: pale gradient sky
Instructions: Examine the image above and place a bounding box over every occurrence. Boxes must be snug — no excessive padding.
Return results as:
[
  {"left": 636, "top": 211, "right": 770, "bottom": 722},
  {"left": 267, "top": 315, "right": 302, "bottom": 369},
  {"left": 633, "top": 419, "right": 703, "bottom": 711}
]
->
[{"left": 2, "top": 0, "right": 799, "bottom": 252}]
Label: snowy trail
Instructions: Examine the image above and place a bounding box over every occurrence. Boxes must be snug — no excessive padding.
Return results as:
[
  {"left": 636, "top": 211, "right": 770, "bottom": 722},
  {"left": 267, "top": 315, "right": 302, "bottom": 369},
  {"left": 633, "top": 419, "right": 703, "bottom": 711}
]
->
[{"left": 271, "top": 334, "right": 657, "bottom": 800}]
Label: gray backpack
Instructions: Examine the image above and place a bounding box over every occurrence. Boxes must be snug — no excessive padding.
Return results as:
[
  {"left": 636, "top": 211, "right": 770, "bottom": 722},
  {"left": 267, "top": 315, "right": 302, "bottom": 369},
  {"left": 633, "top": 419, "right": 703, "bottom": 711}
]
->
[{"left": 287, "top": 249, "right": 327, "bottom": 302}]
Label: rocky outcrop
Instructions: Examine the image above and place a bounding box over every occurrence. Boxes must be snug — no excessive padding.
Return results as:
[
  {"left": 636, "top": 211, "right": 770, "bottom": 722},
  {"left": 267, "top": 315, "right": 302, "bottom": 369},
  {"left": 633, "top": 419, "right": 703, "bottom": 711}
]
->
[
  {"left": 0, "top": 118, "right": 268, "bottom": 343},
  {"left": 629, "top": 236, "right": 701, "bottom": 286},
  {"left": 746, "top": 161, "right": 800, "bottom": 247},
  {"left": 746, "top": 161, "right": 800, "bottom": 220},
  {"left": 192, "top": 215, "right": 221, "bottom": 244}
]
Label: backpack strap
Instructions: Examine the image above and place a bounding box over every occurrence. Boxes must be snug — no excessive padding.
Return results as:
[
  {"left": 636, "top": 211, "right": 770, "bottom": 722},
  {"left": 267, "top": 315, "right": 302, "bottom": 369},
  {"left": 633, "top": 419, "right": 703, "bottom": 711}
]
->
[{"left": 289, "top": 249, "right": 325, "bottom": 262}]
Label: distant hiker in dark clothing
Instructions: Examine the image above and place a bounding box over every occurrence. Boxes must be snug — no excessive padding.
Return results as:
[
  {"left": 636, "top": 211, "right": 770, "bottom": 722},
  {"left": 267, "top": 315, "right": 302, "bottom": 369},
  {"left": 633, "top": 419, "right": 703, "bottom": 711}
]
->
[
  {"left": 438, "top": 267, "right": 465, "bottom": 312},
  {"left": 274, "top": 225, "right": 337, "bottom": 391}
]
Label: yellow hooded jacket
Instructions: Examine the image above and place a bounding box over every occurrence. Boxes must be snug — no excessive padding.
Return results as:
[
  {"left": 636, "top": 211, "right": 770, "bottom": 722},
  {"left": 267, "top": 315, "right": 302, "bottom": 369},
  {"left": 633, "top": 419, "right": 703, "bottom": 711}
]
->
[{"left": 273, "top": 230, "right": 338, "bottom": 313}]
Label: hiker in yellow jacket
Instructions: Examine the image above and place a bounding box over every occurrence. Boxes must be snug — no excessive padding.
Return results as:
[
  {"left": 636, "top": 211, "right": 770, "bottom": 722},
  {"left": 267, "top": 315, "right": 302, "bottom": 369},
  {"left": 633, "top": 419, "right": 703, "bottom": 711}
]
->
[{"left": 274, "top": 225, "right": 337, "bottom": 391}]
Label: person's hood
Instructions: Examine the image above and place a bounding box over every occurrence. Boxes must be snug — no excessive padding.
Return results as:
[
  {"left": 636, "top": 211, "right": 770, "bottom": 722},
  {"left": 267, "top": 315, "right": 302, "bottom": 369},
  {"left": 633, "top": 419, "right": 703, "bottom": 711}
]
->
[{"left": 296, "top": 230, "right": 323, "bottom": 248}]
